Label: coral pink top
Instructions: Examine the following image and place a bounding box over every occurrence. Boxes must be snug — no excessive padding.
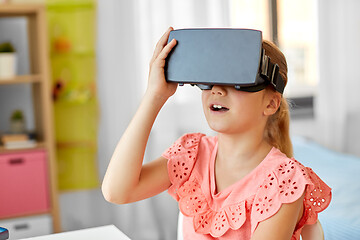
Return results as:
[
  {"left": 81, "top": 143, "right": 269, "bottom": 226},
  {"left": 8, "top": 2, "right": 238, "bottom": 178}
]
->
[{"left": 162, "top": 133, "right": 331, "bottom": 240}]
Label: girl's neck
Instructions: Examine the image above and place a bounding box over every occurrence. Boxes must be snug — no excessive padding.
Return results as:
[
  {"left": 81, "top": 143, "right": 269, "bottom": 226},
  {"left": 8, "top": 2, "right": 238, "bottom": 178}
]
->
[
  {"left": 213, "top": 131, "right": 273, "bottom": 194},
  {"left": 216, "top": 131, "right": 272, "bottom": 167}
]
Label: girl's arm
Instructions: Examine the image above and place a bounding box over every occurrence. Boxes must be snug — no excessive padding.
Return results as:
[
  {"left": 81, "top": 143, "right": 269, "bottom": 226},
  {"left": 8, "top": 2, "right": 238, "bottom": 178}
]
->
[
  {"left": 102, "top": 27, "right": 177, "bottom": 204},
  {"left": 251, "top": 192, "right": 305, "bottom": 240}
]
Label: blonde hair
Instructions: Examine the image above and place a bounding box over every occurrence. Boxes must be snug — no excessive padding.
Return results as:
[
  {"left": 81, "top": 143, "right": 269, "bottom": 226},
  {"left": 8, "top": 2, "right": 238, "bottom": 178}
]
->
[{"left": 262, "top": 40, "right": 293, "bottom": 158}]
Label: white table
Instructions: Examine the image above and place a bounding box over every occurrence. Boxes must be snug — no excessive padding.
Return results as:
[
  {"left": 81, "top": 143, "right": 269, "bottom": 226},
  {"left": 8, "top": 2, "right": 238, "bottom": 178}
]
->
[{"left": 22, "top": 225, "right": 131, "bottom": 240}]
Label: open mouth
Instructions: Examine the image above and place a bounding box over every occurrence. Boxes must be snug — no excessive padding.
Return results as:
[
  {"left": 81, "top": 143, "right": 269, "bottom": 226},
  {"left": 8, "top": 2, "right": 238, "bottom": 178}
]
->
[{"left": 210, "top": 104, "right": 229, "bottom": 112}]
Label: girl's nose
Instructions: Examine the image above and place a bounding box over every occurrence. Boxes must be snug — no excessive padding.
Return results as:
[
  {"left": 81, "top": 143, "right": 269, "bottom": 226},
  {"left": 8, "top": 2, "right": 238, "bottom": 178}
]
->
[{"left": 211, "top": 85, "right": 227, "bottom": 96}]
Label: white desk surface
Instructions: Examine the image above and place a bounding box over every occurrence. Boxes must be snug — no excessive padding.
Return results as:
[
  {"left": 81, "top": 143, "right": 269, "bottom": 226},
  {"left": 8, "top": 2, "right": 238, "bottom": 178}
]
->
[{"left": 22, "top": 225, "right": 131, "bottom": 240}]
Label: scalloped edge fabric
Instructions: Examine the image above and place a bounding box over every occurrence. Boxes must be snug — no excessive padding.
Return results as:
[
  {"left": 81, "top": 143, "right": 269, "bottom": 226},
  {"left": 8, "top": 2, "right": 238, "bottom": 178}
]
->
[
  {"left": 163, "top": 133, "right": 205, "bottom": 201},
  {"left": 162, "top": 133, "right": 332, "bottom": 239},
  {"left": 250, "top": 158, "right": 332, "bottom": 239}
]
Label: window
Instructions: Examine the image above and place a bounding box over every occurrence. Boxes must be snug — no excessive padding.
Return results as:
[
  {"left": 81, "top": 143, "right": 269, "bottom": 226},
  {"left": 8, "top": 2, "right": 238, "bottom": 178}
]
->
[
  {"left": 277, "top": 0, "right": 318, "bottom": 98},
  {"left": 229, "top": 0, "right": 271, "bottom": 40},
  {"left": 229, "top": 0, "right": 318, "bottom": 100}
]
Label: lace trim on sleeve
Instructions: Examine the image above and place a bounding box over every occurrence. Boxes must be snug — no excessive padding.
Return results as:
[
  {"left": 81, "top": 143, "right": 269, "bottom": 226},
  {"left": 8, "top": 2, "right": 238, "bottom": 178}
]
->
[
  {"left": 162, "top": 133, "right": 204, "bottom": 200},
  {"left": 250, "top": 158, "right": 331, "bottom": 236}
]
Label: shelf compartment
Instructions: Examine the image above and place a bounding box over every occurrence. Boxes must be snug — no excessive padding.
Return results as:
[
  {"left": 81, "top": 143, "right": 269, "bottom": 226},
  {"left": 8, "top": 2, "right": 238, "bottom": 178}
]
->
[
  {"left": 0, "top": 214, "right": 52, "bottom": 239},
  {"left": 0, "top": 150, "right": 50, "bottom": 219}
]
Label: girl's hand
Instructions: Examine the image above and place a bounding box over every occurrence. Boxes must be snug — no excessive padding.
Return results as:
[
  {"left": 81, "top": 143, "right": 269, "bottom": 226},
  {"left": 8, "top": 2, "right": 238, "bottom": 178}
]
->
[{"left": 147, "top": 27, "right": 178, "bottom": 101}]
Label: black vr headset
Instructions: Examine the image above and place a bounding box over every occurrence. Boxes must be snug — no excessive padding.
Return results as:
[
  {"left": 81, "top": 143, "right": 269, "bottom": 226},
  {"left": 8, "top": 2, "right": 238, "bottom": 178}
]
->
[{"left": 165, "top": 29, "right": 285, "bottom": 94}]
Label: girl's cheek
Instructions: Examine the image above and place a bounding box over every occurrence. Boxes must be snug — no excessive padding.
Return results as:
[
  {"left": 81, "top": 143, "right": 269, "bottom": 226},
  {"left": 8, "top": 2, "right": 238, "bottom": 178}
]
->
[{"left": 201, "top": 91, "right": 209, "bottom": 103}]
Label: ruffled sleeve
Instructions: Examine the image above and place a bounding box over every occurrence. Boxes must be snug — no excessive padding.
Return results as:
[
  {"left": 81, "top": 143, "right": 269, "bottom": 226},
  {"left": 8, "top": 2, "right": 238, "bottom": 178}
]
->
[
  {"left": 162, "top": 133, "right": 204, "bottom": 201},
  {"left": 250, "top": 157, "right": 332, "bottom": 236}
]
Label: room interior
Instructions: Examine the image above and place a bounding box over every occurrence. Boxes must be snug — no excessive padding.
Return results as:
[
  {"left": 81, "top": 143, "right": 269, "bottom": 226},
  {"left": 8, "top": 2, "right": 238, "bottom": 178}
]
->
[{"left": 0, "top": 0, "right": 360, "bottom": 239}]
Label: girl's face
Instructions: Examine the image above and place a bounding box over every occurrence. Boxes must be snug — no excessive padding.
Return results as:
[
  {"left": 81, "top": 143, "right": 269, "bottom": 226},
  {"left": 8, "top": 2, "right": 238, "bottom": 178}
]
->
[{"left": 201, "top": 85, "right": 276, "bottom": 135}]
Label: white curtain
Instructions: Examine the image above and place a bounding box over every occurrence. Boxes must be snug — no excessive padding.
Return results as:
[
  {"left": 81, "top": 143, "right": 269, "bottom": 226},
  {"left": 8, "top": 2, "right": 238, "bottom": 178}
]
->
[
  {"left": 316, "top": 0, "right": 360, "bottom": 156},
  {"left": 96, "top": 1, "right": 230, "bottom": 239}
]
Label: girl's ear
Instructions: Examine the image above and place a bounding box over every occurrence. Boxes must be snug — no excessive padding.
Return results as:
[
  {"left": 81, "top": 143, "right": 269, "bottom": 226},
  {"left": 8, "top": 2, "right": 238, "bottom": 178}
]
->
[{"left": 264, "top": 91, "right": 281, "bottom": 116}]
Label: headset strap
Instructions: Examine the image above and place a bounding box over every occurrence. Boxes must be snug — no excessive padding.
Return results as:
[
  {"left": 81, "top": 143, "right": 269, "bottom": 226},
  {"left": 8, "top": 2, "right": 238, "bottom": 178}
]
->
[{"left": 260, "top": 49, "right": 286, "bottom": 94}]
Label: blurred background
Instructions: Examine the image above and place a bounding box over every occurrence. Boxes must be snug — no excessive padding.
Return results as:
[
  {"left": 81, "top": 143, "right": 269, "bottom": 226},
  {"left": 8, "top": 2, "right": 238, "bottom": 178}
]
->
[{"left": 1, "top": 0, "right": 360, "bottom": 239}]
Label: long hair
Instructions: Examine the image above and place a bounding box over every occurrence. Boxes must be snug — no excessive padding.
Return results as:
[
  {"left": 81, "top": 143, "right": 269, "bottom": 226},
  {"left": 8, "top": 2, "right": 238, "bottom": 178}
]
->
[{"left": 262, "top": 40, "right": 293, "bottom": 158}]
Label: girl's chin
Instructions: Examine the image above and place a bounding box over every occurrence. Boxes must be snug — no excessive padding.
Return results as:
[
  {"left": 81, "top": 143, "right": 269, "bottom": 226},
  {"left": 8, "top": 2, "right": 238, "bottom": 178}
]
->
[
  {"left": 205, "top": 116, "right": 243, "bottom": 134},
  {"left": 208, "top": 124, "right": 234, "bottom": 134},
  {"left": 207, "top": 121, "right": 248, "bottom": 135}
]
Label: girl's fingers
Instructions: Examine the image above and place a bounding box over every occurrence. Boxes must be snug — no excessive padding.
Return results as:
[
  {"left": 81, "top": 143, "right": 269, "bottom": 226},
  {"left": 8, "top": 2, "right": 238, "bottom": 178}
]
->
[
  {"left": 157, "top": 38, "right": 177, "bottom": 62},
  {"left": 151, "top": 28, "right": 171, "bottom": 62},
  {"left": 147, "top": 38, "right": 177, "bottom": 98},
  {"left": 150, "top": 27, "right": 174, "bottom": 64}
]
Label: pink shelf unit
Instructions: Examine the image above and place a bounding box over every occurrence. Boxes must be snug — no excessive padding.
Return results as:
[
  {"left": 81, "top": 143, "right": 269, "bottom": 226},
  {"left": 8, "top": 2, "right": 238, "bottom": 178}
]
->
[{"left": 0, "top": 150, "right": 50, "bottom": 218}]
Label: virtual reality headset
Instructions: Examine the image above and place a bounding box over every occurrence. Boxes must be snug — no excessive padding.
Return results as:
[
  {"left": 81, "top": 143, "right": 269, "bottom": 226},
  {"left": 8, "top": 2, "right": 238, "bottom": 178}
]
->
[{"left": 165, "top": 28, "right": 285, "bottom": 94}]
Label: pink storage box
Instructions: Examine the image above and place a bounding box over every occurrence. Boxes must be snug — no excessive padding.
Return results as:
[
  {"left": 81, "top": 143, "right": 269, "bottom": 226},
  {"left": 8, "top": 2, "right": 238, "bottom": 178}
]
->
[{"left": 0, "top": 150, "right": 50, "bottom": 218}]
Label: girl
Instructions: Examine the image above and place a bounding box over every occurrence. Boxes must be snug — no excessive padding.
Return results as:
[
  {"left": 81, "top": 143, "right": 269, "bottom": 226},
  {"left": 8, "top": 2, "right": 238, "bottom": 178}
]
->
[{"left": 102, "top": 27, "right": 331, "bottom": 240}]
